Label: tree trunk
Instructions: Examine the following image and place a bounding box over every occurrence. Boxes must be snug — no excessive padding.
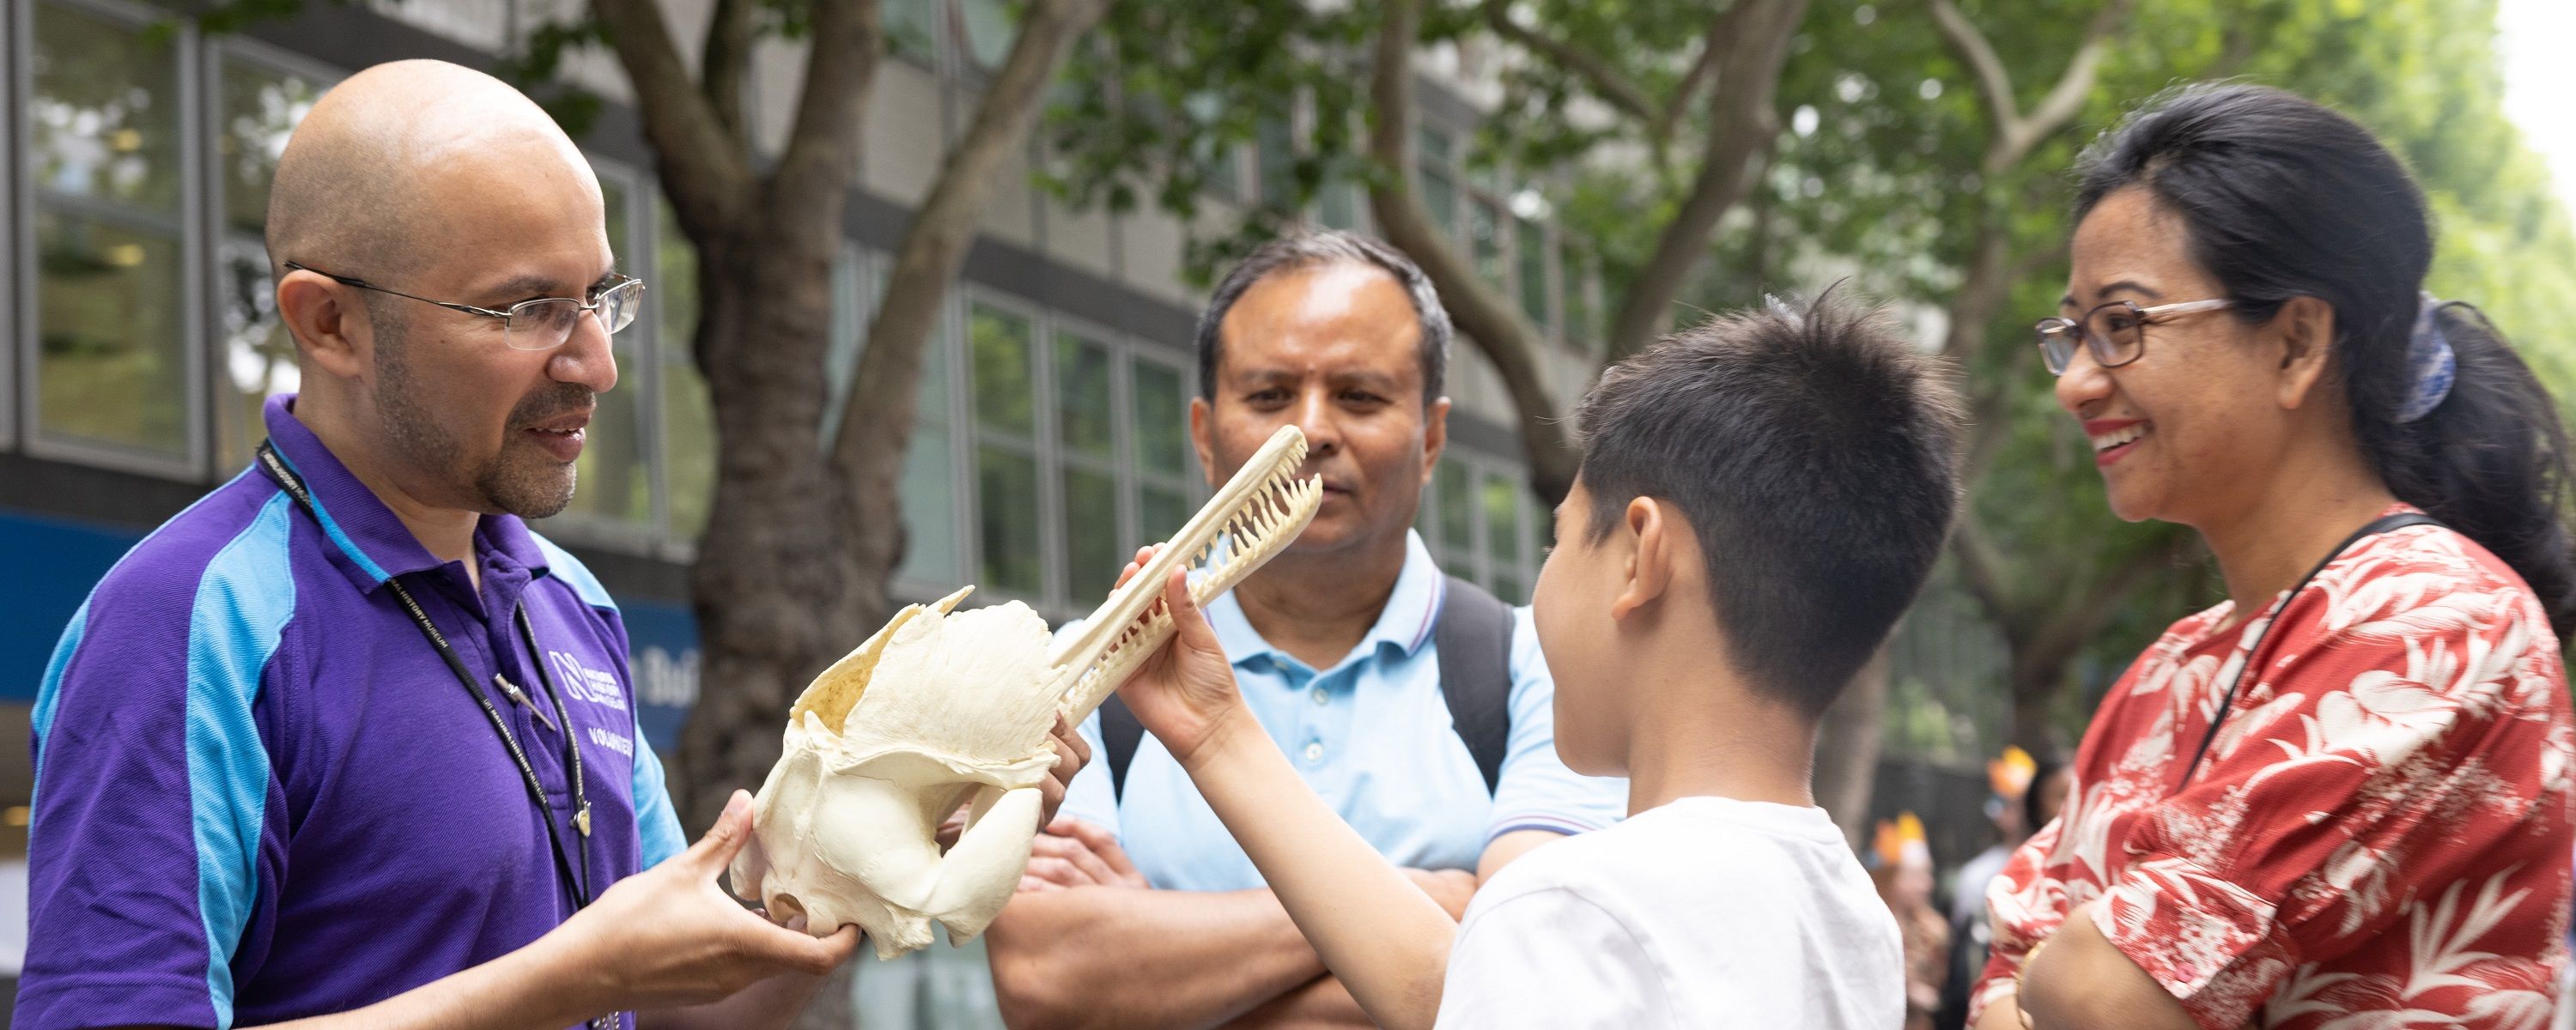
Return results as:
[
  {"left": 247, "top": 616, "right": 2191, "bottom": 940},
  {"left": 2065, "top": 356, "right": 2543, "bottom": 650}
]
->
[
  {"left": 677, "top": 227, "right": 851, "bottom": 829},
  {"left": 1814, "top": 650, "right": 1890, "bottom": 847},
  {"left": 2005, "top": 645, "right": 2073, "bottom": 760}
]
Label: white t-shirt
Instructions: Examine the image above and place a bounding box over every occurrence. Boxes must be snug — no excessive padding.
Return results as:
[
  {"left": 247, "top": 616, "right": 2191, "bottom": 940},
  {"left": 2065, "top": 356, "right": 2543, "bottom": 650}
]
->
[{"left": 1433, "top": 796, "right": 1905, "bottom": 1029}]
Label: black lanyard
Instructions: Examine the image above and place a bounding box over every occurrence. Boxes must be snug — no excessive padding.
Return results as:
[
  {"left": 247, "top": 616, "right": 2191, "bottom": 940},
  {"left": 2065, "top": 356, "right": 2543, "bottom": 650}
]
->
[
  {"left": 256, "top": 441, "right": 595, "bottom": 911},
  {"left": 2173, "top": 511, "right": 2442, "bottom": 791}
]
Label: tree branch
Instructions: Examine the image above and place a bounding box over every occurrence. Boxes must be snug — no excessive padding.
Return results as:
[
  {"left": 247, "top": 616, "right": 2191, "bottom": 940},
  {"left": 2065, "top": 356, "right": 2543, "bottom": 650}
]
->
[
  {"left": 701, "top": 0, "right": 756, "bottom": 147},
  {"left": 1929, "top": 0, "right": 2135, "bottom": 174},
  {"left": 2015, "top": 530, "right": 2197, "bottom": 694},
  {"left": 1600, "top": 0, "right": 1808, "bottom": 364},
  {"left": 592, "top": 0, "right": 752, "bottom": 233},
  {"left": 1646, "top": 15, "right": 1730, "bottom": 153},
  {"left": 770, "top": 0, "right": 884, "bottom": 223},
  {"left": 1479, "top": 0, "right": 1656, "bottom": 126},
  {"left": 1369, "top": 0, "right": 1579, "bottom": 503},
  {"left": 829, "top": 0, "right": 1112, "bottom": 475},
  {"left": 1924, "top": 0, "right": 2019, "bottom": 137},
  {"left": 1949, "top": 511, "right": 2020, "bottom": 637},
  {"left": 2008, "top": 0, "right": 2132, "bottom": 167}
]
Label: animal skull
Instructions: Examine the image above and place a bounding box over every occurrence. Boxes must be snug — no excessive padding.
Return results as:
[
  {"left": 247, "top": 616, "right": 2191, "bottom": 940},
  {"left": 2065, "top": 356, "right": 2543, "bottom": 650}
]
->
[{"left": 731, "top": 425, "right": 1325, "bottom": 957}]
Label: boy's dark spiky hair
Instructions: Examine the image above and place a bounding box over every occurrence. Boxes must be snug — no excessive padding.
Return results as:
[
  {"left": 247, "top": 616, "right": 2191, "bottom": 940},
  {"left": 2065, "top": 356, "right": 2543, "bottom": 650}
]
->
[{"left": 1575, "top": 290, "right": 1964, "bottom": 716}]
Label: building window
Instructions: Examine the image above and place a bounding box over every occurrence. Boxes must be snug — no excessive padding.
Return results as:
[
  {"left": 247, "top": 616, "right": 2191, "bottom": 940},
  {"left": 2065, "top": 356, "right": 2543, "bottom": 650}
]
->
[
  {"left": 1421, "top": 456, "right": 1538, "bottom": 603},
  {"left": 24, "top": 0, "right": 195, "bottom": 470},
  {"left": 556, "top": 169, "right": 654, "bottom": 529},
  {"left": 1255, "top": 112, "right": 1297, "bottom": 213},
  {"left": 1469, "top": 197, "right": 1504, "bottom": 288},
  {"left": 210, "top": 45, "right": 331, "bottom": 473},
  {"left": 1053, "top": 326, "right": 1119, "bottom": 600},
  {"left": 657, "top": 199, "right": 716, "bottom": 541},
  {"left": 1415, "top": 125, "right": 1458, "bottom": 239},
  {"left": 1516, "top": 215, "right": 1551, "bottom": 331},
  {"left": 886, "top": 0, "right": 940, "bottom": 64},
  {"left": 1482, "top": 470, "right": 1527, "bottom": 603},
  {"left": 969, "top": 298, "right": 1044, "bottom": 598},
  {"left": 1317, "top": 181, "right": 1360, "bottom": 231},
  {"left": 1434, "top": 460, "right": 1474, "bottom": 571},
  {"left": 896, "top": 294, "right": 964, "bottom": 585},
  {"left": 821, "top": 243, "right": 870, "bottom": 443},
  {"left": 1206, "top": 146, "right": 1244, "bottom": 205},
  {"left": 956, "top": 0, "right": 1013, "bottom": 72},
  {"left": 1560, "top": 239, "right": 1595, "bottom": 350},
  {"left": 1129, "top": 354, "right": 1193, "bottom": 558}
]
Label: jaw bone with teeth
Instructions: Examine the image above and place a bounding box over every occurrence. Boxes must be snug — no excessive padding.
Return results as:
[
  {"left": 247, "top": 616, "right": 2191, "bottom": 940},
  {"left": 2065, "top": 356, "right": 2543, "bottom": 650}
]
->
[{"left": 731, "top": 424, "right": 1326, "bottom": 958}]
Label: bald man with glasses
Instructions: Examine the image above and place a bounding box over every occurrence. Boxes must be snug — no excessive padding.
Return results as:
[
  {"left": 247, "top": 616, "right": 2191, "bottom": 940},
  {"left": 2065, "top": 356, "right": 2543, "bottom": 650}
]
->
[{"left": 18, "top": 59, "right": 1084, "bottom": 1030}]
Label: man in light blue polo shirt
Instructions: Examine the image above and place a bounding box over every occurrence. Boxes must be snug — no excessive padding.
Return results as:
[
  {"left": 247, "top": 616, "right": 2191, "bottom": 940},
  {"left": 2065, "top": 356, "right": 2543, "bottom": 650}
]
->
[{"left": 985, "top": 232, "right": 1623, "bottom": 1028}]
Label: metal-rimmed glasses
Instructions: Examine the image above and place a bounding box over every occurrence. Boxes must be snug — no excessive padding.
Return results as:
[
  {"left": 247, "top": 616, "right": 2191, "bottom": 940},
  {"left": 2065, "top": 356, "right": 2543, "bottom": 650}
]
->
[
  {"left": 2034, "top": 298, "right": 2233, "bottom": 375},
  {"left": 284, "top": 261, "right": 646, "bottom": 351}
]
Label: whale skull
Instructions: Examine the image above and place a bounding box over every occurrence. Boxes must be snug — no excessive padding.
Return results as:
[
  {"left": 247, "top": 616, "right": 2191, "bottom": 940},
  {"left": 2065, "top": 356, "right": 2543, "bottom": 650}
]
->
[{"left": 731, "top": 425, "right": 1324, "bottom": 957}]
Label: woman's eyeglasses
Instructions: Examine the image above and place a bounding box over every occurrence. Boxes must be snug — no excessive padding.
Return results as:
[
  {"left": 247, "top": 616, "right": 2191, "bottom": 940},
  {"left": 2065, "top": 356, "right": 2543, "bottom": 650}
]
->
[{"left": 2034, "top": 298, "right": 2233, "bottom": 375}]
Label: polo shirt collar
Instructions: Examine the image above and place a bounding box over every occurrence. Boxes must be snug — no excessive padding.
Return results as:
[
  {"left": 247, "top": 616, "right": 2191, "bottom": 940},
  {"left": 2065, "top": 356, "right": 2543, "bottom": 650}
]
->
[
  {"left": 260, "top": 393, "right": 553, "bottom": 593},
  {"left": 1201, "top": 530, "right": 1447, "bottom": 673}
]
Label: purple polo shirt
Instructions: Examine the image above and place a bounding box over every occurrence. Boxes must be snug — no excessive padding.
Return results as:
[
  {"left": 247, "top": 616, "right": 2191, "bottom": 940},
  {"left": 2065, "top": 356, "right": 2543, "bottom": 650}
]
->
[{"left": 21, "top": 394, "right": 689, "bottom": 1030}]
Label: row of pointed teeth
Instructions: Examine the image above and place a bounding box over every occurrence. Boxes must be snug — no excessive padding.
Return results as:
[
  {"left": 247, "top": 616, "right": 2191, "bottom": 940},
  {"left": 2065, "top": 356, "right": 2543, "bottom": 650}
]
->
[
  {"left": 1078, "top": 448, "right": 1318, "bottom": 688},
  {"left": 2090, "top": 423, "right": 2146, "bottom": 452}
]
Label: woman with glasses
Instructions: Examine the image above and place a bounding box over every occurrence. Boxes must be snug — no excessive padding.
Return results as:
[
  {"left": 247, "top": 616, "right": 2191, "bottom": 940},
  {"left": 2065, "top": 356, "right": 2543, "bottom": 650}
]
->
[{"left": 1970, "top": 83, "right": 2575, "bottom": 1030}]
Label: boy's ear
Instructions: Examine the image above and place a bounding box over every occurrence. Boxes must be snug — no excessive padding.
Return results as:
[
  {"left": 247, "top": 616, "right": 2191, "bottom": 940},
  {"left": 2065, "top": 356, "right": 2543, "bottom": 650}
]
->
[{"left": 1610, "top": 496, "right": 1672, "bottom": 621}]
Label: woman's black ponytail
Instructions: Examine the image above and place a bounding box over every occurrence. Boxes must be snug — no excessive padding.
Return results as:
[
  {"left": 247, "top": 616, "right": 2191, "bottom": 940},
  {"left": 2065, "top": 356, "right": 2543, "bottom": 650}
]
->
[{"left": 2074, "top": 82, "right": 2576, "bottom": 636}]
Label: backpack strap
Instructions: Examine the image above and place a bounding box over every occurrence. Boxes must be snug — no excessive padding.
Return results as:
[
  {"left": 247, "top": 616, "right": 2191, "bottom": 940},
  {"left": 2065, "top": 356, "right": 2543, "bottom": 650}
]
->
[
  {"left": 1434, "top": 575, "right": 1515, "bottom": 797},
  {"left": 1102, "top": 575, "right": 1521, "bottom": 803},
  {"left": 1101, "top": 693, "right": 1145, "bottom": 804}
]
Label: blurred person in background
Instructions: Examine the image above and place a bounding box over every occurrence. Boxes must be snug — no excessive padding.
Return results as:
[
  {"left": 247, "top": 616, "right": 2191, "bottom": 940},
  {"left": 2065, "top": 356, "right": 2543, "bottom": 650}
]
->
[{"left": 1876, "top": 812, "right": 1950, "bottom": 1030}]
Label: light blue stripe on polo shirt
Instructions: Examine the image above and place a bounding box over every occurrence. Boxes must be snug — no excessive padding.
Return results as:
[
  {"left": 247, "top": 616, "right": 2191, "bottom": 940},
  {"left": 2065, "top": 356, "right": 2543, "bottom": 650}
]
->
[
  {"left": 187, "top": 492, "right": 298, "bottom": 1029},
  {"left": 532, "top": 534, "right": 617, "bottom": 611},
  {"left": 632, "top": 735, "right": 687, "bottom": 869},
  {"left": 28, "top": 600, "right": 88, "bottom": 796},
  {"left": 33, "top": 466, "right": 263, "bottom": 805},
  {"left": 267, "top": 445, "right": 391, "bottom": 584}
]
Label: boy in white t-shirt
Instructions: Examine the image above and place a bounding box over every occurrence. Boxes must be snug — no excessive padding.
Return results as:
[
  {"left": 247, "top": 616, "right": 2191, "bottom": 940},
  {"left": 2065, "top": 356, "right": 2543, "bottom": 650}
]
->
[{"left": 1108, "top": 294, "right": 1962, "bottom": 1029}]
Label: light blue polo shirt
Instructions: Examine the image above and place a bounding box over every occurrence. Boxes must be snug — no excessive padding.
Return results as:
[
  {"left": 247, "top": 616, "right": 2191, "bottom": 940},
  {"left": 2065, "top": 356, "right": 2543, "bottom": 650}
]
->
[{"left": 1060, "top": 531, "right": 1625, "bottom": 892}]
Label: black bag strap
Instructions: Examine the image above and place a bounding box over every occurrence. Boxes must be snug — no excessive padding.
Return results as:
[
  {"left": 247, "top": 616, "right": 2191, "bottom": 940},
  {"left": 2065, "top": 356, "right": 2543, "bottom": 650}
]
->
[
  {"left": 2173, "top": 511, "right": 2443, "bottom": 791},
  {"left": 1097, "top": 574, "right": 1521, "bottom": 803},
  {"left": 1101, "top": 693, "right": 1145, "bottom": 804},
  {"left": 1434, "top": 575, "right": 1514, "bottom": 797}
]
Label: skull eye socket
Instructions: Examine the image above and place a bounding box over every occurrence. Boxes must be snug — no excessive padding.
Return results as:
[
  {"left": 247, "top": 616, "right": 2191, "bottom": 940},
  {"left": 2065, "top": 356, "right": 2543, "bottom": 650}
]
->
[{"left": 768, "top": 891, "right": 809, "bottom": 930}]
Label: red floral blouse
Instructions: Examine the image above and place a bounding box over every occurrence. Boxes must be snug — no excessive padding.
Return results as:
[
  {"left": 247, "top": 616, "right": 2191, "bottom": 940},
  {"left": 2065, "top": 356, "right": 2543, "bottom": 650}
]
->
[{"left": 1972, "top": 508, "right": 2574, "bottom": 1029}]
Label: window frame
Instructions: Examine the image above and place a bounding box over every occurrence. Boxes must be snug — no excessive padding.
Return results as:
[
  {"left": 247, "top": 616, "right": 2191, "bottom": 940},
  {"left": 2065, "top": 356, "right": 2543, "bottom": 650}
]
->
[
  {"left": 820, "top": 239, "right": 872, "bottom": 445},
  {"left": 201, "top": 36, "right": 342, "bottom": 481},
  {"left": 1041, "top": 308, "right": 1132, "bottom": 615},
  {"left": 960, "top": 286, "right": 1052, "bottom": 606},
  {"left": 1515, "top": 210, "right": 1555, "bottom": 337},
  {"left": 890, "top": 285, "right": 975, "bottom": 597},
  {"left": 528, "top": 156, "right": 665, "bottom": 553},
  {"left": 1417, "top": 451, "right": 1540, "bottom": 603},
  {"left": 18, "top": 0, "right": 210, "bottom": 481},
  {"left": 1125, "top": 342, "right": 1198, "bottom": 494}
]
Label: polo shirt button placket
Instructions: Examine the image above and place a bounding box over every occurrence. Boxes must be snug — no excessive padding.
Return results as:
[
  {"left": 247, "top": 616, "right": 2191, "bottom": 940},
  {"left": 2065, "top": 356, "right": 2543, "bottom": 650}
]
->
[{"left": 1303, "top": 740, "right": 1325, "bottom": 764}]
